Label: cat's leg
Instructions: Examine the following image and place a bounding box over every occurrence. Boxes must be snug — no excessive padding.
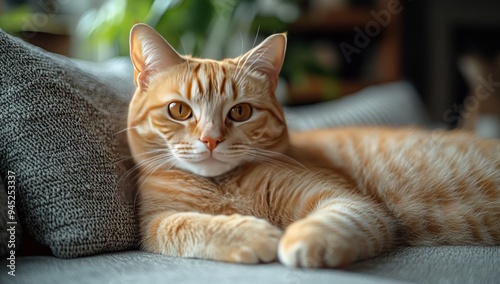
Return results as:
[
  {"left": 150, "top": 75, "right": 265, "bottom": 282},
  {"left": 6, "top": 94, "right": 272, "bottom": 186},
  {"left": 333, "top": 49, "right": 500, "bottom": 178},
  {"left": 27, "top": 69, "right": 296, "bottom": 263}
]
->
[
  {"left": 278, "top": 195, "right": 397, "bottom": 268},
  {"left": 140, "top": 211, "right": 282, "bottom": 264}
]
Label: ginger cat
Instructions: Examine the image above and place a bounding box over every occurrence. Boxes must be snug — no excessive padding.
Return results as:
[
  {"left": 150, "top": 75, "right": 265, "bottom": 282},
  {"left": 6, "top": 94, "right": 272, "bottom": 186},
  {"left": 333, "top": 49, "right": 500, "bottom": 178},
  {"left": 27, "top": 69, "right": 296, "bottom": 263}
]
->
[{"left": 127, "top": 23, "right": 500, "bottom": 268}]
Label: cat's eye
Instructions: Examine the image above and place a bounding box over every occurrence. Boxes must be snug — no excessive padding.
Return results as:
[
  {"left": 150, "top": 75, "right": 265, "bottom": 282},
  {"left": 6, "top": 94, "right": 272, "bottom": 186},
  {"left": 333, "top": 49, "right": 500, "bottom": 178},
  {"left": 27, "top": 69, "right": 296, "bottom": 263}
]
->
[
  {"left": 168, "top": 101, "right": 192, "bottom": 121},
  {"left": 228, "top": 103, "right": 252, "bottom": 122}
]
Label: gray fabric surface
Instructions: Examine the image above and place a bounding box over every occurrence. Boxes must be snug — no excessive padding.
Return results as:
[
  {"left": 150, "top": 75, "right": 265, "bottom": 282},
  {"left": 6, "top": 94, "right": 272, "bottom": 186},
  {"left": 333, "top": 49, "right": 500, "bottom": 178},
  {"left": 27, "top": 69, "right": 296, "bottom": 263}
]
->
[
  {"left": 0, "top": 251, "right": 397, "bottom": 284},
  {"left": 347, "top": 246, "right": 500, "bottom": 283},
  {"left": 285, "top": 82, "right": 431, "bottom": 131},
  {"left": 2, "top": 247, "right": 499, "bottom": 283},
  {"left": 0, "top": 30, "right": 137, "bottom": 258}
]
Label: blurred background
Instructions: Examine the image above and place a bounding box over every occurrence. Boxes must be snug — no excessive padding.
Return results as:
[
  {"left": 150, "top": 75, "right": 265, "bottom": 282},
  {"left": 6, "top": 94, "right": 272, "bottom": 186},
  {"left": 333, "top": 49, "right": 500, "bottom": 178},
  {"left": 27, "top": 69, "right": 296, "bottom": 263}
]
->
[{"left": 1, "top": 0, "right": 500, "bottom": 135}]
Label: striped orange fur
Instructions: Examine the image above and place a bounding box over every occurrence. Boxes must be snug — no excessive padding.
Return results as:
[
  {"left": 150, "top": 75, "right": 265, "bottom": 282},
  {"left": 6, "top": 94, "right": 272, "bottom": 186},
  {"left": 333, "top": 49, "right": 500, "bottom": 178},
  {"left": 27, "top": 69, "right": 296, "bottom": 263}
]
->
[{"left": 127, "top": 24, "right": 500, "bottom": 268}]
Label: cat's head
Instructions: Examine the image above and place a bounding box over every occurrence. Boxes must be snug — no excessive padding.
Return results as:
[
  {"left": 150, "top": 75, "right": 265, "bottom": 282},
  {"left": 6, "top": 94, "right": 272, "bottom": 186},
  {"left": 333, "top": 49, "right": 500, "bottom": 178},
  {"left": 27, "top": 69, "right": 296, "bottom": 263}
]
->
[{"left": 127, "top": 24, "right": 288, "bottom": 177}]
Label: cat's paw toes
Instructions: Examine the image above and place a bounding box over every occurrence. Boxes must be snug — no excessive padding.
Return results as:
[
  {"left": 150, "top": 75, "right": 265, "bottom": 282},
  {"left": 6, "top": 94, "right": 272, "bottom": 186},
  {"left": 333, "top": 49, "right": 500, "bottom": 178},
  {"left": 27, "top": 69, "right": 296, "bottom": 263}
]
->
[
  {"left": 224, "top": 215, "right": 282, "bottom": 264},
  {"left": 278, "top": 219, "right": 355, "bottom": 268}
]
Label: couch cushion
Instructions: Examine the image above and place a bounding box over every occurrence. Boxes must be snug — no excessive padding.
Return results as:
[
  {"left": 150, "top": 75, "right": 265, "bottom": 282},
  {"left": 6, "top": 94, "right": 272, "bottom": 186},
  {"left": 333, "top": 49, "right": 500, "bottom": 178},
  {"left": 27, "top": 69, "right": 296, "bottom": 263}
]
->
[
  {"left": 3, "top": 247, "right": 499, "bottom": 283},
  {"left": 0, "top": 30, "right": 137, "bottom": 258},
  {"left": 285, "top": 81, "right": 431, "bottom": 131},
  {"left": 2, "top": 251, "right": 398, "bottom": 284},
  {"left": 347, "top": 246, "right": 500, "bottom": 283}
]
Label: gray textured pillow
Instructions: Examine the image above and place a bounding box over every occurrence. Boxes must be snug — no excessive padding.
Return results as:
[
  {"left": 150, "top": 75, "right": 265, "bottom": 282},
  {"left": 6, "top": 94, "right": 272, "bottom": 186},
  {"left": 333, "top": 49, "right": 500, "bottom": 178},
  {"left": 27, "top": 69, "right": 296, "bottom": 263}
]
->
[
  {"left": 285, "top": 81, "right": 431, "bottom": 131},
  {"left": 0, "top": 30, "right": 137, "bottom": 257}
]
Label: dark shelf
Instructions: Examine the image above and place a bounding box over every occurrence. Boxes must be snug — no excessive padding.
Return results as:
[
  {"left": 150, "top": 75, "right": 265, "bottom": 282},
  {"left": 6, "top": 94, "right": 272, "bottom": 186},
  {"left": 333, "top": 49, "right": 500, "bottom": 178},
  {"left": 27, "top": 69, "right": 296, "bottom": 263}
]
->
[
  {"left": 290, "top": 7, "right": 375, "bottom": 33},
  {"left": 285, "top": 1, "right": 403, "bottom": 104}
]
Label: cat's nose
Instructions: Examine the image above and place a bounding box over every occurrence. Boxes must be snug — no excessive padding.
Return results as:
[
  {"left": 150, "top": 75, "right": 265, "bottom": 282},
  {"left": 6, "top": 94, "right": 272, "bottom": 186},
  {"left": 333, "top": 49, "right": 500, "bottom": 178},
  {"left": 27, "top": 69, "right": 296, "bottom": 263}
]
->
[{"left": 199, "top": 136, "right": 224, "bottom": 152}]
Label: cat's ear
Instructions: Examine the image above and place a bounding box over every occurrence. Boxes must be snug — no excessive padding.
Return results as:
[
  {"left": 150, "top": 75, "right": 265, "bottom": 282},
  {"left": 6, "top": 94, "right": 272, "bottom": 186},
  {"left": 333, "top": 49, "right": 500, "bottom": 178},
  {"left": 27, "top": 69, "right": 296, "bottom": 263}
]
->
[
  {"left": 236, "top": 33, "right": 287, "bottom": 90},
  {"left": 129, "top": 23, "right": 185, "bottom": 89}
]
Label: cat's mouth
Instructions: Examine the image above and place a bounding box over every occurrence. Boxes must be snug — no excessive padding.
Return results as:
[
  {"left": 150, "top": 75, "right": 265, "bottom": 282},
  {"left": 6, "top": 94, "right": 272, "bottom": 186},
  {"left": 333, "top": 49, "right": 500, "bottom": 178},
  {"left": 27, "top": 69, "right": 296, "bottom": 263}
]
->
[
  {"left": 181, "top": 155, "right": 238, "bottom": 177},
  {"left": 195, "top": 156, "right": 222, "bottom": 164}
]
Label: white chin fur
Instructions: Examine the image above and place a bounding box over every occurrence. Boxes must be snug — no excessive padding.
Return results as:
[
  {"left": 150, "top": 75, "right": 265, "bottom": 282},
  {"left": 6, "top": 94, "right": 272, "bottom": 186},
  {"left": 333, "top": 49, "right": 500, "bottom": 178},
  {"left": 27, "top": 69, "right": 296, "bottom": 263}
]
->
[{"left": 177, "top": 158, "right": 238, "bottom": 177}]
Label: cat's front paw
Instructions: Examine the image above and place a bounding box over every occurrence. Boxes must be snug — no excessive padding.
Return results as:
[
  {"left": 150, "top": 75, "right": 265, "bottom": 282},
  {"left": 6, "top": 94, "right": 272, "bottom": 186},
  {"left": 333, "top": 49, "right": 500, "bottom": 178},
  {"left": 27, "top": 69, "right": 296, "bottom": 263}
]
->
[
  {"left": 217, "top": 215, "right": 282, "bottom": 264},
  {"left": 278, "top": 219, "right": 356, "bottom": 268}
]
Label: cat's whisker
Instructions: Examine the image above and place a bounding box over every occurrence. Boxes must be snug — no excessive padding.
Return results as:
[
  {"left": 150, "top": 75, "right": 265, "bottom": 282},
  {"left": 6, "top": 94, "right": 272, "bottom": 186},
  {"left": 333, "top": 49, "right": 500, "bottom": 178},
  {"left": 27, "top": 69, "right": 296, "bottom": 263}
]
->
[
  {"left": 121, "top": 147, "right": 173, "bottom": 180},
  {"left": 114, "top": 126, "right": 138, "bottom": 136},
  {"left": 132, "top": 154, "right": 176, "bottom": 206},
  {"left": 129, "top": 156, "right": 172, "bottom": 208},
  {"left": 245, "top": 153, "right": 292, "bottom": 170},
  {"left": 234, "top": 43, "right": 267, "bottom": 84},
  {"left": 236, "top": 145, "right": 307, "bottom": 170},
  {"left": 233, "top": 33, "right": 250, "bottom": 83},
  {"left": 239, "top": 32, "right": 244, "bottom": 59},
  {"left": 119, "top": 150, "right": 170, "bottom": 179},
  {"left": 234, "top": 57, "right": 245, "bottom": 85},
  {"left": 139, "top": 154, "right": 174, "bottom": 170},
  {"left": 234, "top": 28, "right": 261, "bottom": 83},
  {"left": 121, "top": 154, "right": 169, "bottom": 186},
  {"left": 115, "top": 155, "right": 134, "bottom": 165},
  {"left": 115, "top": 155, "right": 137, "bottom": 165},
  {"left": 115, "top": 149, "right": 169, "bottom": 165},
  {"left": 235, "top": 47, "right": 271, "bottom": 86},
  {"left": 258, "top": 148, "right": 307, "bottom": 169},
  {"left": 179, "top": 36, "right": 188, "bottom": 57},
  {"left": 252, "top": 26, "right": 261, "bottom": 49},
  {"left": 243, "top": 150, "right": 295, "bottom": 169},
  {"left": 139, "top": 155, "right": 175, "bottom": 182},
  {"left": 120, "top": 165, "right": 152, "bottom": 210},
  {"left": 240, "top": 50, "right": 269, "bottom": 80}
]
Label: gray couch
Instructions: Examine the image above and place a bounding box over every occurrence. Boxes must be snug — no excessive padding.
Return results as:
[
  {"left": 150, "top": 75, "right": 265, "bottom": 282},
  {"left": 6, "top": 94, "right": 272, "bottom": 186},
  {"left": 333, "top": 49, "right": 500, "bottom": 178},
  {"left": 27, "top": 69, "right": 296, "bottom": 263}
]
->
[
  {"left": 1, "top": 31, "right": 499, "bottom": 284},
  {"left": 3, "top": 247, "right": 500, "bottom": 283}
]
